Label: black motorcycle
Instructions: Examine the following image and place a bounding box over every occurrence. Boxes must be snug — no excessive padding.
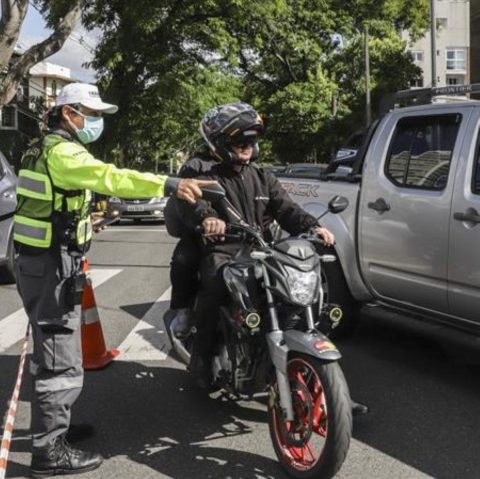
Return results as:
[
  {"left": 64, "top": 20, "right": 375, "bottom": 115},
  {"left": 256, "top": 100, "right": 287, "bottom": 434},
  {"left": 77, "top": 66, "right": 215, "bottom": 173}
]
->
[{"left": 166, "top": 187, "right": 352, "bottom": 479}]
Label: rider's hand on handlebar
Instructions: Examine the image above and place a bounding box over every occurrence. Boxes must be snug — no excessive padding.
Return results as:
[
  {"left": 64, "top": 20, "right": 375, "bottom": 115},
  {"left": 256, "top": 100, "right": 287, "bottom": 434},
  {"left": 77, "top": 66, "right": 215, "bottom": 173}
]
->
[
  {"left": 312, "top": 226, "right": 335, "bottom": 246},
  {"left": 202, "top": 217, "right": 227, "bottom": 242},
  {"left": 176, "top": 179, "right": 218, "bottom": 205}
]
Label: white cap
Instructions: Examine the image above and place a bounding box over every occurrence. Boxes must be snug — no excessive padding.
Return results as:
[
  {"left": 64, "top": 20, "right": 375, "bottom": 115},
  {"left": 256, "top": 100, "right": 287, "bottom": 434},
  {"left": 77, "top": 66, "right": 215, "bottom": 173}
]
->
[{"left": 56, "top": 83, "right": 118, "bottom": 114}]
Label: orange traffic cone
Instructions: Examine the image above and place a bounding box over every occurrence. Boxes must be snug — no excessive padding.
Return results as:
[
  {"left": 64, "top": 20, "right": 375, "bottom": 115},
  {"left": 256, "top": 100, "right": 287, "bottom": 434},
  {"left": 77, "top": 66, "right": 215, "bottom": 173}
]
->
[{"left": 81, "top": 259, "right": 120, "bottom": 369}]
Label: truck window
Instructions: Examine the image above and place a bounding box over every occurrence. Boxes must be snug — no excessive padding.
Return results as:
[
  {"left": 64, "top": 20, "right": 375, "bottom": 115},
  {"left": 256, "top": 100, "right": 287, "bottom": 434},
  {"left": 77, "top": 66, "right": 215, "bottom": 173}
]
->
[
  {"left": 385, "top": 114, "right": 461, "bottom": 190},
  {"left": 473, "top": 133, "right": 480, "bottom": 194}
]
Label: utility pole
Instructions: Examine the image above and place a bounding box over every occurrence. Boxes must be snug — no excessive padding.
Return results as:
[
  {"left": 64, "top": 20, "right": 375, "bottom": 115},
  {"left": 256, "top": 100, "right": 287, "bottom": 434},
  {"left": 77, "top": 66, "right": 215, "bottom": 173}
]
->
[
  {"left": 365, "top": 23, "right": 371, "bottom": 127},
  {"left": 430, "top": 0, "right": 437, "bottom": 87}
]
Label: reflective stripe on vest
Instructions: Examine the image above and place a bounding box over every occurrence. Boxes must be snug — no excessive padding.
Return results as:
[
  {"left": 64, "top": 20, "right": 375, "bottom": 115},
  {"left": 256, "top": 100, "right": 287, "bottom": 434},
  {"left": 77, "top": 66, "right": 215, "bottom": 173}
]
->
[
  {"left": 16, "top": 170, "right": 52, "bottom": 201},
  {"left": 76, "top": 218, "right": 93, "bottom": 245},
  {"left": 13, "top": 215, "right": 52, "bottom": 248}
]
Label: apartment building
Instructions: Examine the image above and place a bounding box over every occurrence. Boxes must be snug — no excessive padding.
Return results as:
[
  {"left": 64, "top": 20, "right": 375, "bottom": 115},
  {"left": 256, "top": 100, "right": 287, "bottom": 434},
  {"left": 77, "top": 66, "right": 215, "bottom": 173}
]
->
[
  {"left": 404, "top": 0, "right": 470, "bottom": 88},
  {"left": 471, "top": 1, "right": 480, "bottom": 83}
]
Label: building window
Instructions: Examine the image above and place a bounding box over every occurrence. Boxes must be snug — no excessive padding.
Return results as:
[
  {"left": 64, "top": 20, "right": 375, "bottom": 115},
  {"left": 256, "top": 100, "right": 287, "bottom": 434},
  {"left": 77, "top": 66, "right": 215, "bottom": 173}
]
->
[
  {"left": 51, "top": 80, "right": 57, "bottom": 97},
  {"left": 385, "top": 114, "right": 461, "bottom": 191},
  {"left": 436, "top": 18, "right": 448, "bottom": 30},
  {"left": 410, "top": 77, "right": 424, "bottom": 88},
  {"left": 412, "top": 51, "right": 424, "bottom": 63},
  {"left": 447, "top": 75, "right": 465, "bottom": 86},
  {"left": 0, "top": 106, "right": 18, "bottom": 130},
  {"left": 446, "top": 48, "right": 466, "bottom": 71}
]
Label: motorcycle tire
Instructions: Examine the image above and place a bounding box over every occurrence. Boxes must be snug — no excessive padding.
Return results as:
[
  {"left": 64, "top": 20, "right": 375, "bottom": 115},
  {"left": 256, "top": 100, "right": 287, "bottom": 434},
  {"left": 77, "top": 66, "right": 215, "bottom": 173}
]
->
[{"left": 268, "top": 354, "right": 352, "bottom": 479}]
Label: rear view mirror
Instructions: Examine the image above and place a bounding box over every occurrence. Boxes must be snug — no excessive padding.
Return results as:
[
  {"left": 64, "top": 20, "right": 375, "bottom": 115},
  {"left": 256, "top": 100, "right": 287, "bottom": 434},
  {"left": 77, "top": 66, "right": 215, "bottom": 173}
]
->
[
  {"left": 328, "top": 195, "right": 349, "bottom": 214},
  {"left": 201, "top": 183, "right": 226, "bottom": 203}
]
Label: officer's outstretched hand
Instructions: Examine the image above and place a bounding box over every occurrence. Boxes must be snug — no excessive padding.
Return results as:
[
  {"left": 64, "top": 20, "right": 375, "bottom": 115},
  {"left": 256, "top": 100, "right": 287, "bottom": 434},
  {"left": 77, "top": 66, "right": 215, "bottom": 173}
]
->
[{"left": 176, "top": 179, "right": 218, "bottom": 205}]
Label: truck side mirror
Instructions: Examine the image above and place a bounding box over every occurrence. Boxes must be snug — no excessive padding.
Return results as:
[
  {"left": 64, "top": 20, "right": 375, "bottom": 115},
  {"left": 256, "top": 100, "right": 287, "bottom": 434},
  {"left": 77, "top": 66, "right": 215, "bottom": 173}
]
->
[{"left": 328, "top": 195, "right": 349, "bottom": 214}]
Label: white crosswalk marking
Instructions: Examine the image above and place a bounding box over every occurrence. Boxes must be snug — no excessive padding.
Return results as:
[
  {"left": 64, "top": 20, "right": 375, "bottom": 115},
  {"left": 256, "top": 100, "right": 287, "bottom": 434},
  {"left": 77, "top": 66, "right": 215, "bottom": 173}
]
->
[
  {"left": 117, "top": 287, "right": 172, "bottom": 361},
  {"left": 0, "top": 268, "right": 122, "bottom": 354},
  {"left": 106, "top": 228, "right": 167, "bottom": 233}
]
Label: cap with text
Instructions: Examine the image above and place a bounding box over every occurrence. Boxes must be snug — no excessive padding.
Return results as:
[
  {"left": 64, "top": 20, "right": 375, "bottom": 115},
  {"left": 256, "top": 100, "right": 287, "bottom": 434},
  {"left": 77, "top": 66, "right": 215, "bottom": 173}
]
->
[{"left": 56, "top": 83, "right": 118, "bottom": 114}]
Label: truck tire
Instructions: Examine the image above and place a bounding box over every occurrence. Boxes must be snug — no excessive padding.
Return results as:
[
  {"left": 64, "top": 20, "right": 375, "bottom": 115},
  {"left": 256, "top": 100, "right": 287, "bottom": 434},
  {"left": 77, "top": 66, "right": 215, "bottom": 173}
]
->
[
  {"left": 0, "top": 231, "right": 16, "bottom": 284},
  {"left": 318, "top": 247, "right": 357, "bottom": 338}
]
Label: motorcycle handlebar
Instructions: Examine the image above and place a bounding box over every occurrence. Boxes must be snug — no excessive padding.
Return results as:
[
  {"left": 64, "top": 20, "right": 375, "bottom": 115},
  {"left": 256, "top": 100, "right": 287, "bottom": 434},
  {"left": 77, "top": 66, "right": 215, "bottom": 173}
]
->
[{"left": 195, "top": 222, "right": 265, "bottom": 245}]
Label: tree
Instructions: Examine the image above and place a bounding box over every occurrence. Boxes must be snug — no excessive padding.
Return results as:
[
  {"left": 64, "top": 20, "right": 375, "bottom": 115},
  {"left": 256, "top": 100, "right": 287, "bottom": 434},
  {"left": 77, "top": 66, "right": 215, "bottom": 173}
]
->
[
  {"left": 85, "top": 0, "right": 430, "bottom": 166},
  {"left": 0, "top": 0, "right": 82, "bottom": 107}
]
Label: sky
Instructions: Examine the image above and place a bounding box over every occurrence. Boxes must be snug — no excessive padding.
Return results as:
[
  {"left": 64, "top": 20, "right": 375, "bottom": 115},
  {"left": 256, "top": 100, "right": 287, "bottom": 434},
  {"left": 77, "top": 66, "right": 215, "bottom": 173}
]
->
[{"left": 18, "top": 5, "right": 98, "bottom": 82}]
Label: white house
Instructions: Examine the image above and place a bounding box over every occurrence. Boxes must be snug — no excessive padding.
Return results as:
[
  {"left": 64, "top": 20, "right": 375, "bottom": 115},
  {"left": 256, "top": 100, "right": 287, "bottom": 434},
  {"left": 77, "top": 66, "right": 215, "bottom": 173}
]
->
[{"left": 29, "top": 61, "right": 77, "bottom": 110}]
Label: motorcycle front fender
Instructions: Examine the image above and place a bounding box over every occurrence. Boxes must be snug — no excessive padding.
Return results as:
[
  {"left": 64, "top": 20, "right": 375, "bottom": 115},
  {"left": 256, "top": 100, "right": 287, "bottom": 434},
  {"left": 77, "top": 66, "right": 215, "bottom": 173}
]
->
[
  {"left": 266, "top": 329, "right": 341, "bottom": 376},
  {"left": 283, "top": 329, "right": 342, "bottom": 363}
]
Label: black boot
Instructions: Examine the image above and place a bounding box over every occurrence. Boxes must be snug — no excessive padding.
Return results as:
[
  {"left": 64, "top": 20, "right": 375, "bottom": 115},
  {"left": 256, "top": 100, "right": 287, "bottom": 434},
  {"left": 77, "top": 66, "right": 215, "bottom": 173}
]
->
[
  {"left": 351, "top": 400, "right": 369, "bottom": 416},
  {"left": 31, "top": 437, "right": 103, "bottom": 478},
  {"left": 188, "top": 348, "right": 212, "bottom": 390}
]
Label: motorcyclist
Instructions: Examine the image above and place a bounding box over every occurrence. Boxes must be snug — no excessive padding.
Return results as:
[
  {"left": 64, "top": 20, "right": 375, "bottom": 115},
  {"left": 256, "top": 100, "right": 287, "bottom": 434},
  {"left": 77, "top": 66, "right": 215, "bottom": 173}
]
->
[
  {"left": 164, "top": 150, "right": 219, "bottom": 336},
  {"left": 180, "top": 102, "right": 334, "bottom": 389}
]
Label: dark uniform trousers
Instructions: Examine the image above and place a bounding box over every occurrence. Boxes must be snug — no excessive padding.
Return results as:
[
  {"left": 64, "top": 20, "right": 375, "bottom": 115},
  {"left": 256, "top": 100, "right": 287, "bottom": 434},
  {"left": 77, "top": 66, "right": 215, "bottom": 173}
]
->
[{"left": 15, "top": 247, "right": 83, "bottom": 450}]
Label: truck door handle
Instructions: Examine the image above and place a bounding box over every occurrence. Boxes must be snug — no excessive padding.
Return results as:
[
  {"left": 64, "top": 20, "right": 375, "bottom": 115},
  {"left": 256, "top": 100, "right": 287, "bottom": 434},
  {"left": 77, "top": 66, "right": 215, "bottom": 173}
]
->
[
  {"left": 368, "top": 198, "right": 390, "bottom": 213},
  {"left": 454, "top": 211, "right": 480, "bottom": 224}
]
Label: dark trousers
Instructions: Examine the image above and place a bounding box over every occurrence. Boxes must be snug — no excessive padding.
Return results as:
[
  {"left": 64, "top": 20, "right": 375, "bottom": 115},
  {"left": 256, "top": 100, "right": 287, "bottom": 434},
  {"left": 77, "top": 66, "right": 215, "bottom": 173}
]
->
[
  {"left": 193, "top": 251, "right": 233, "bottom": 357},
  {"left": 169, "top": 235, "right": 201, "bottom": 309}
]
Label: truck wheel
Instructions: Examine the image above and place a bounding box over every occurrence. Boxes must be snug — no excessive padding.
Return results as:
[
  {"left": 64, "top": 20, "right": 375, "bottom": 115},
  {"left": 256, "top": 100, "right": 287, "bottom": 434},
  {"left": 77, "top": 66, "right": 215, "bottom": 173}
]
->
[
  {"left": 318, "top": 248, "right": 357, "bottom": 338},
  {"left": 0, "top": 231, "right": 16, "bottom": 284}
]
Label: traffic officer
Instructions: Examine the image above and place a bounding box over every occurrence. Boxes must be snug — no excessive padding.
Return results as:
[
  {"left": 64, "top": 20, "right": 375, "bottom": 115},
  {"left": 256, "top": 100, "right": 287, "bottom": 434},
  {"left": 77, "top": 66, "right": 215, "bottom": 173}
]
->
[{"left": 13, "top": 82, "right": 213, "bottom": 478}]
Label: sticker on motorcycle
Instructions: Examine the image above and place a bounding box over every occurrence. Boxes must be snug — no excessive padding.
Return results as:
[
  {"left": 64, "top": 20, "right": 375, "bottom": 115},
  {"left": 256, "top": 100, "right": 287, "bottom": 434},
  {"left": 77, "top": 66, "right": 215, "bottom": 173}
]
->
[{"left": 313, "top": 340, "right": 337, "bottom": 352}]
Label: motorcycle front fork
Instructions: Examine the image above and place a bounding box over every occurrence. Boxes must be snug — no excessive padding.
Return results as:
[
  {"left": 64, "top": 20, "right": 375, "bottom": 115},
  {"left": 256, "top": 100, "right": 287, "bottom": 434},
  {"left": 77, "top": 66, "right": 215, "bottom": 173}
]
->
[{"left": 263, "top": 264, "right": 297, "bottom": 421}]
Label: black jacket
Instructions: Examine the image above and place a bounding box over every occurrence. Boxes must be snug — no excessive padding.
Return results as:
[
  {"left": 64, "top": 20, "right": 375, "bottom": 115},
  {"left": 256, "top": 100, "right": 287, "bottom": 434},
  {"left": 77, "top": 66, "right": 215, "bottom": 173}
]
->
[
  {"left": 164, "top": 154, "right": 218, "bottom": 237},
  {"left": 181, "top": 161, "right": 319, "bottom": 238}
]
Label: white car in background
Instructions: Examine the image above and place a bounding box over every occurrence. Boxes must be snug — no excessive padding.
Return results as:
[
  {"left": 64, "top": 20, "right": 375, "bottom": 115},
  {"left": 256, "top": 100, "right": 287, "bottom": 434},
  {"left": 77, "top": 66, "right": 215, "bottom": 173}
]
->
[{"left": 106, "top": 196, "right": 168, "bottom": 223}]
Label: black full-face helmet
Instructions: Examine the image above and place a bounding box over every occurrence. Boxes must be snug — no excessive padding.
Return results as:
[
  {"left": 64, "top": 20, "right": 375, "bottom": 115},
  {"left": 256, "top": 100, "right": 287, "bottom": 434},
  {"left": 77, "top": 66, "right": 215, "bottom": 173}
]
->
[{"left": 199, "top": 102, "right": 264, "bottom": 165}]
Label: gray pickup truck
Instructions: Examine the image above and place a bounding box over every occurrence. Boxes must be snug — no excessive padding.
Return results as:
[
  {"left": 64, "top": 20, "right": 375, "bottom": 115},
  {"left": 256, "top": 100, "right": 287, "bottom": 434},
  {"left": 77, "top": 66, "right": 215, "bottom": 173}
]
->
[{"left": 278, "top": 86, "right": 480, "bottom": 340}]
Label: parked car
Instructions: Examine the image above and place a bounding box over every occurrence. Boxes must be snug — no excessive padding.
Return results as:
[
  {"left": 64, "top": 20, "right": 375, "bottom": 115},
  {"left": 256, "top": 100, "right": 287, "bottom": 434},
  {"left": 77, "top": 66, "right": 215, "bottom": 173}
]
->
[
  {"left": 0, "top": 150, "right": 17, "bottom": 283},
  {"left": 278, "top": 84, "right": 480, "bottom": 343},
  {"left": 106, "top": 196, "right": 168, "bottom": 223}
]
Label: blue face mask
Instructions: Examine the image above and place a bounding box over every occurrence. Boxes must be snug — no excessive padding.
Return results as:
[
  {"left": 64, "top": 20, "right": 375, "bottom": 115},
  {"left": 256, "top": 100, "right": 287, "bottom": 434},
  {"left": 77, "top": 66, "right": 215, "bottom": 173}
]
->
[{"left": 69, "top": 108, "right": 104, "bottom": 144}]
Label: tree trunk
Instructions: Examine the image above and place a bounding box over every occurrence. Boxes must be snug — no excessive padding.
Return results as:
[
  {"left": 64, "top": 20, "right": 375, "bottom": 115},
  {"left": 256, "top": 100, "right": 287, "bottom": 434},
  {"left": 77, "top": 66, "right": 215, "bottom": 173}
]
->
[
  {"left": 0, "top": 1, "right": 83, "bottom": 108},
  {"left": 0, "top": 0, "right": 29, "bottom": 70}
]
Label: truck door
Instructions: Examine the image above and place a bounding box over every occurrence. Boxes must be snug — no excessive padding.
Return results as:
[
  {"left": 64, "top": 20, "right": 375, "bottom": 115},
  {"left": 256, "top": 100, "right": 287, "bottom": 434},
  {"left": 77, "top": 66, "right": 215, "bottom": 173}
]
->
[
  {"left": 359, "top": 109, "right": 468, "bottom": 313},
  {"left": 448, "top": 109, "right": 480, "bottom": 323}
]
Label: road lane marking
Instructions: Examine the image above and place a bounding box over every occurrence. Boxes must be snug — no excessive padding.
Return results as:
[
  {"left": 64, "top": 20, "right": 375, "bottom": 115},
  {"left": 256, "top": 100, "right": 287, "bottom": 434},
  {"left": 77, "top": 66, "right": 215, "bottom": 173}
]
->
[
  {"left": 0, "top": 269, "right": 122, "bottom": 354},
  {"left": 117, "top": 287, "right": 172, "bottom": 361},
  {"left": 103, "top": 228, "right": 167, "bottom": 232}
]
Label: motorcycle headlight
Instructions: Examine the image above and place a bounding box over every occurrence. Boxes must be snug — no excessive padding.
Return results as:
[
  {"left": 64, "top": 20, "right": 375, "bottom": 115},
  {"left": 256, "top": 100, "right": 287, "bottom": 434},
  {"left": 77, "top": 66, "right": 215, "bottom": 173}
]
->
[
  {"left": 109, "top": 197, "right": 122, "bottom": 204},
  {"left": 284, "top": 266, "right": 318, "bottom": 306}
]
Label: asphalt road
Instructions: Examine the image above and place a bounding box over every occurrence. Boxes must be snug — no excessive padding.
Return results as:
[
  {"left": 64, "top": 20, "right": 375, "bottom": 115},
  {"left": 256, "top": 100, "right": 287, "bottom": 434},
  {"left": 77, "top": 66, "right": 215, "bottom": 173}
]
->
[{"left": 1, "top": 222, "right": 480, "bottom": 478}]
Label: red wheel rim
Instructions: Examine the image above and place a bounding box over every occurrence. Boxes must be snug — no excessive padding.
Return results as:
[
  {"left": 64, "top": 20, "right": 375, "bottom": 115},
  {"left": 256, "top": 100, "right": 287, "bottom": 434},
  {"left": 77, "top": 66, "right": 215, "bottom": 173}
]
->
[{"left": 271, "top": 358, "right": 328, "bottom": 471}]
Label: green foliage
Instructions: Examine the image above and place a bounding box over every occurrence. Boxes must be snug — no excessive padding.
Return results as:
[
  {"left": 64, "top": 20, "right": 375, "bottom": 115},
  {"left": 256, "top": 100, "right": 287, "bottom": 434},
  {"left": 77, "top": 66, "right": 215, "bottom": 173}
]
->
[{"left": 85, "top": 0, "right": 429, "bottom": 168}]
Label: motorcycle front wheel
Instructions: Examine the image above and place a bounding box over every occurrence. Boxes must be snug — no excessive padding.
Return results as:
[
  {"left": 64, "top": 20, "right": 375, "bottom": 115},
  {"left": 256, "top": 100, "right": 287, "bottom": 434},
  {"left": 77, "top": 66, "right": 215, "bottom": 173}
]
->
[{"left": 268, "top": 354, "right": 352, "bottom": 479}]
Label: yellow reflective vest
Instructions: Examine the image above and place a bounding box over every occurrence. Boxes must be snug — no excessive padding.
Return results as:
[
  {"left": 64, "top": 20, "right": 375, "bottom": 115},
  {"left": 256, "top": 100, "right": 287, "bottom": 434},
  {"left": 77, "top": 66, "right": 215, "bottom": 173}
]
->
[{"left": 14, "top": 132, "right": 167, "bottom": 250}]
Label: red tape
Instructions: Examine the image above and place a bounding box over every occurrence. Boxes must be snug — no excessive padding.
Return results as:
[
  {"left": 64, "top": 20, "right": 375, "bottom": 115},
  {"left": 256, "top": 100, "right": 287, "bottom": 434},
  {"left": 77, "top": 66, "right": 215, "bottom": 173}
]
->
[{"left": 0, "top": 325, "right": 30, "bottom": 479}]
